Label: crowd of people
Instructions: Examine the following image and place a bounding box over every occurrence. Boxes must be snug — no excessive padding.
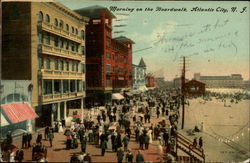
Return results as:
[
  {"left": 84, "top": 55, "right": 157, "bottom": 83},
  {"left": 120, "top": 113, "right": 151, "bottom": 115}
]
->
[
  {"left": 1, "top": 88, "right": 199, "bottom": 163},
  {"left": 62, "top": 88, "right": 182, "bottom": 163}
]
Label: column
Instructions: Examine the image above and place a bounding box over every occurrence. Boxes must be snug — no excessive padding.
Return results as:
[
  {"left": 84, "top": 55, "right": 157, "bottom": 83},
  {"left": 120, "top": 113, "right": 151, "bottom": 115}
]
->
[
  {"left": 51, "top": 104, "right": 55, "bottom": 127},
  {"left": 52, "top": 79, "right": 54, "bottom": 95},
  {"left": 64, "top": 101, "right": 67, "bottom": 120},
  {"left": 81, "top": 98, "right": 84, "bottom": 120},
  {"left": 57, "top": 102, "right": 61, "bottom": 121}
]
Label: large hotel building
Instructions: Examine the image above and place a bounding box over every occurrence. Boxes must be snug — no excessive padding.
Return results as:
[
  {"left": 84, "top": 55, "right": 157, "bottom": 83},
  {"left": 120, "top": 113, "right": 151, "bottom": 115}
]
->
[
  {"left": 75, "top": 6, "right": 134, "bottom": 106},
  {"left": 2, "top": 2, "right": 88, "bottom": 128}
]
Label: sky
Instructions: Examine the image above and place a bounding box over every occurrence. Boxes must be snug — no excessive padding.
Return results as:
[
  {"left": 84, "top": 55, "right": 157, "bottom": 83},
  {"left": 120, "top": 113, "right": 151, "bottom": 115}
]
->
[{"left": 58, "top": 0, "right": 249, "bottom": 81}]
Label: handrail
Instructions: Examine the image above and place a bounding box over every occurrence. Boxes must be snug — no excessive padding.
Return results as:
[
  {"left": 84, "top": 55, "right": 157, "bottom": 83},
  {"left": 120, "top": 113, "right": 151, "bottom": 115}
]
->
[
  {"left": 176, "top": 133, "right": 205, "bottom": 162},
  {"left": 177, "top": 132, "right": 193, "bottom": 144}
]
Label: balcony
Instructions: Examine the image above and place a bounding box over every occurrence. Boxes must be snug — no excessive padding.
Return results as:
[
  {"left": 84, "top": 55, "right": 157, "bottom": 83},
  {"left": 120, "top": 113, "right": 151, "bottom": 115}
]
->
[
  {"left": 39, "top": 69, "right": 85, "bottom": 80},
  {"left": 40, "top": 91, "right": 85, "bottom": 103},
  {"left": 39, "top": 44, "right": 84, "bottom": 61},
  {"left": 37, "top": 21, "right": 83, "bottom": 44}
]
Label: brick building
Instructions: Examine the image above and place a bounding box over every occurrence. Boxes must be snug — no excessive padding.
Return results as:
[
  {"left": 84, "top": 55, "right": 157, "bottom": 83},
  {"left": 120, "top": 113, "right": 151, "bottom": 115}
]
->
[
  {"left": 75, "top": 6, "right": 134, "bottom": 106},
  {"left": 184, "top": 79, "right": 206, "bottom": 96},
  {"left": 2, "top": 2, "right": 88, "bottom": 128},
  {"left": 146, "top": 73, "right": 155, "bottom": 88}
]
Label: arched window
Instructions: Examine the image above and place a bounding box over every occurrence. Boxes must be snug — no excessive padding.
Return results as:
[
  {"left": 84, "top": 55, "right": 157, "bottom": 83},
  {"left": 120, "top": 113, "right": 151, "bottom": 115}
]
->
[
  {"left": 75, "top": 29, "right": 78, "bottom": 35},
  {"left": 66, "top": 24, "right": 69, "bottom": 31},
  {"left": 54, "top": 18, "right": 58, "bottom": 26},
  {"left": 45, "top": 14, "right": 50, "bottom": 23},
  {"left": 71, "top": 27, "right": 74, "bottom": 33},
  {"left": 38, "top": 11, "right": 43, "bottom": 21}
]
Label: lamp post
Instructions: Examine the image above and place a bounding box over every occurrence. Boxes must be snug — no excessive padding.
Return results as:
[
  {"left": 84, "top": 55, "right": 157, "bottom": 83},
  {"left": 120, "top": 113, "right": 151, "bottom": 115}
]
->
[{"left": 27, "top": 83, "right": 33, "bottom": 133}]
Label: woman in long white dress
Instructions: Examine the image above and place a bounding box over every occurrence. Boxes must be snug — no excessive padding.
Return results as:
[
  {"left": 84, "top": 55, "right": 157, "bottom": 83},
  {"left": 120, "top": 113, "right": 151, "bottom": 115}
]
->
[
  {"left": 147, "top": 129, "right": 153, "bottom": 144},
  {"left": 9, "top": 150, "right": 15, "bottom": 162},
  {"left": 157, "top": 137, "right": 163, "bottom": 155},
  {"left": 58, "top": 121, "right": 64, "bottom": 133}
]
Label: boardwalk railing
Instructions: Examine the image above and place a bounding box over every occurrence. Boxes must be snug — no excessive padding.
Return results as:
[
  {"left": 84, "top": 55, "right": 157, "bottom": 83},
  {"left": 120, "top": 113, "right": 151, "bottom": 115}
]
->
[{"left": 175, "top": 132, "right": 205, "bottom": 162}]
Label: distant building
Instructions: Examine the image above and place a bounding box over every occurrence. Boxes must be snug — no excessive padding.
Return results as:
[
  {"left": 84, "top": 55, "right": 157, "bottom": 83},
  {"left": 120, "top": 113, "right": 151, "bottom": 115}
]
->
[
  {"left": 194, "top": 73, "right": 244, "bottom": 88},
  {"left": 173, "top": 77, "right": 189, "bottom": 88},
  {"left": 146, "top": 73, "right": 155, "bottom": 88},
  {"left": 75, "top": 6, "right": 134, "bottom": 105},
  {"left": 132, "top": 58, "right": 146, "bottom": 89},
  {"left": 184, "top": 79, "right": 205, "bottom": 96}
]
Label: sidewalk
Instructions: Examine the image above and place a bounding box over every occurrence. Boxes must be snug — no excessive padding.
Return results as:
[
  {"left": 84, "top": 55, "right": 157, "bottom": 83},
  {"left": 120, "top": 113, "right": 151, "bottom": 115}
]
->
[{"left": 10, "top": 107, "right": 169, "bottom": 162}]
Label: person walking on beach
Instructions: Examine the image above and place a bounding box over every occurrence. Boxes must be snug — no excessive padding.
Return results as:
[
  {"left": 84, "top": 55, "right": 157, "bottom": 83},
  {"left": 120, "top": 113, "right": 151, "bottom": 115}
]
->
[
  {"left": 193, "top": 137, "right": 197, "bottom": 148},
  {"left": 199, "top": 137, "right": 203, "bottom": 148}
]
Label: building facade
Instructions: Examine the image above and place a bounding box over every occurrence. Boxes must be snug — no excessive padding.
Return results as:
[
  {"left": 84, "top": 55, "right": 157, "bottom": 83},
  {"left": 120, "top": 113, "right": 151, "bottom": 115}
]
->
[
  {"left": 132, "top": 58, "right": 147, "bottom": 90},
  {"left": 2, "top": 2, "right": 88, "bottom": 128},
  {"left": 194, "top": 73, "right": 244, "bottom": 88},
  {"left": 0, "top": 80, "right": 38, "bottom": 137},
  {"left": 75, "top": 6, "right": 134, "bottom": 106},
  {"left": 183, "top": 80, "right": 205, "bottom": 96},
  {"left": 146, "top": 73, "right": 155, "bottom": 88}
]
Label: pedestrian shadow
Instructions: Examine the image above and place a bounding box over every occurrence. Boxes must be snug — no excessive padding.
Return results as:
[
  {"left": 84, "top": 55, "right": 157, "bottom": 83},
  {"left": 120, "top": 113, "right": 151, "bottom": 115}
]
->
[
  {"left": 147, "top": 152, "right": 159, "bottom": 155},
  {"left": 53, "top": 148, "right": 66, "bottom": 151},
  {"left": 92, "top": 154, "right": 103, "bottom": 157}
]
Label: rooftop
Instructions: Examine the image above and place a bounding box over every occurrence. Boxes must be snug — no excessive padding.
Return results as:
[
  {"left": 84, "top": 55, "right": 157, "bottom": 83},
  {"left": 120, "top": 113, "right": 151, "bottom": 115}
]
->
[
  {"left": 113, "top": 36, "right": 135, "bottom": 44},
  {"left": 200, "top": 76, "right": 243, "bottom": 80},
  {"left": 74, "top": 5, "right": 116, "bottom": 19},
  {"left": 138, "top": 58, "right": 146, "bottom": 67}
]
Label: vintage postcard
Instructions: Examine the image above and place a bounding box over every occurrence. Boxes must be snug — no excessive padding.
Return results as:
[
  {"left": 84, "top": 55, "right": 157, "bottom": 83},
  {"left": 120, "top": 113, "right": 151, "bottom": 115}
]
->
[{"left": 0, "top": 0, "right": 249, "bottom": 162}]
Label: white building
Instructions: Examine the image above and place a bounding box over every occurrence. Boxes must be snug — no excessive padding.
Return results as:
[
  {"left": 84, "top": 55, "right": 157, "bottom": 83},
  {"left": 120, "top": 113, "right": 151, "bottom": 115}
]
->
[{"left": 132, "top": 58, "right": 147, "bottom": 90}]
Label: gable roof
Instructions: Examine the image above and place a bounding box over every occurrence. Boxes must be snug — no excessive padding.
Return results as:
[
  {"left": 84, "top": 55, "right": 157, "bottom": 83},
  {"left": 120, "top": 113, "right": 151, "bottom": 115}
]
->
[
  {"left": 186, "top": 79, "right": 205, "bottom": 86},
  {"left": 138, "top": 58, "right": 146, "bottom": 67}
]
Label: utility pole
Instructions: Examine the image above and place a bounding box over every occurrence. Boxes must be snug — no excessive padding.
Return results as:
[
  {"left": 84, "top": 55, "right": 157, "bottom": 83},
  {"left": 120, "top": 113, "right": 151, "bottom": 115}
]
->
[{"left": 181, "top": 56, "right": 186, "bottom": 129}]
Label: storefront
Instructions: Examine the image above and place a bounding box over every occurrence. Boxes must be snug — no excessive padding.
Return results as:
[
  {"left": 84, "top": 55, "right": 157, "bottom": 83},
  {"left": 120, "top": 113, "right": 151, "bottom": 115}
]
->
[{"left": 0, "top": 103, "right": 38, "bottom": 138}]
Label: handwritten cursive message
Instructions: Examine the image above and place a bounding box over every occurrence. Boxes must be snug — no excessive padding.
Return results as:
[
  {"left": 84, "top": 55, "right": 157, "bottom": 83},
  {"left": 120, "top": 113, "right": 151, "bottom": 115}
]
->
[{"left": 152, "top": 19, "right": 239, "bottom": 61}]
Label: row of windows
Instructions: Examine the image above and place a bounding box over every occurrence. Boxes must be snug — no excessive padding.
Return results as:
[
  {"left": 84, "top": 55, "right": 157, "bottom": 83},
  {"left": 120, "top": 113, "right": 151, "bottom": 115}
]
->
[
  {"left": 43, "top": 79, "right": 84, "bottom": 95},
  {"left": 38, "top": 11, "right": 85, "bottom": 40},
  {"left": 38, "top": 57, "right": 85, "bottom": 73},
  {"left": 106, "top": 53, "right": 128, "bottom": 64},
  {"left": 38, "top": 32, "right": 85, "bottom": 54}
]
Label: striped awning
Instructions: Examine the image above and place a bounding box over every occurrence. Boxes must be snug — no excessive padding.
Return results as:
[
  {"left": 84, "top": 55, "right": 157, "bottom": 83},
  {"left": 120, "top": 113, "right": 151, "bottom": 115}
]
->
[
  {"left": 1, "top": 112, "right": 9, "bottom": 126},
  {"left": 0, "top": 103, "right": 38, "bottom": 123}
]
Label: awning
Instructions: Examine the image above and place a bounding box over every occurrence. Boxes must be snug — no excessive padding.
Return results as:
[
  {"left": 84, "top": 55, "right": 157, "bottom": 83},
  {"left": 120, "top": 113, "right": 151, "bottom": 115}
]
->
[
  {"left": 125, "top": 92, "right": 133, "bottom": 96},
  {"left": 138, "top": 86, "right": 148, "bottom": 92},
  {"left": 0, "top": 103, "right": 38, "bottom": 123},
  {"left": 112, "top": 93, "right": 124, "bottom": 100},
  {"left": 1, "top": 112, "right": 10, "bottom": 127}
]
